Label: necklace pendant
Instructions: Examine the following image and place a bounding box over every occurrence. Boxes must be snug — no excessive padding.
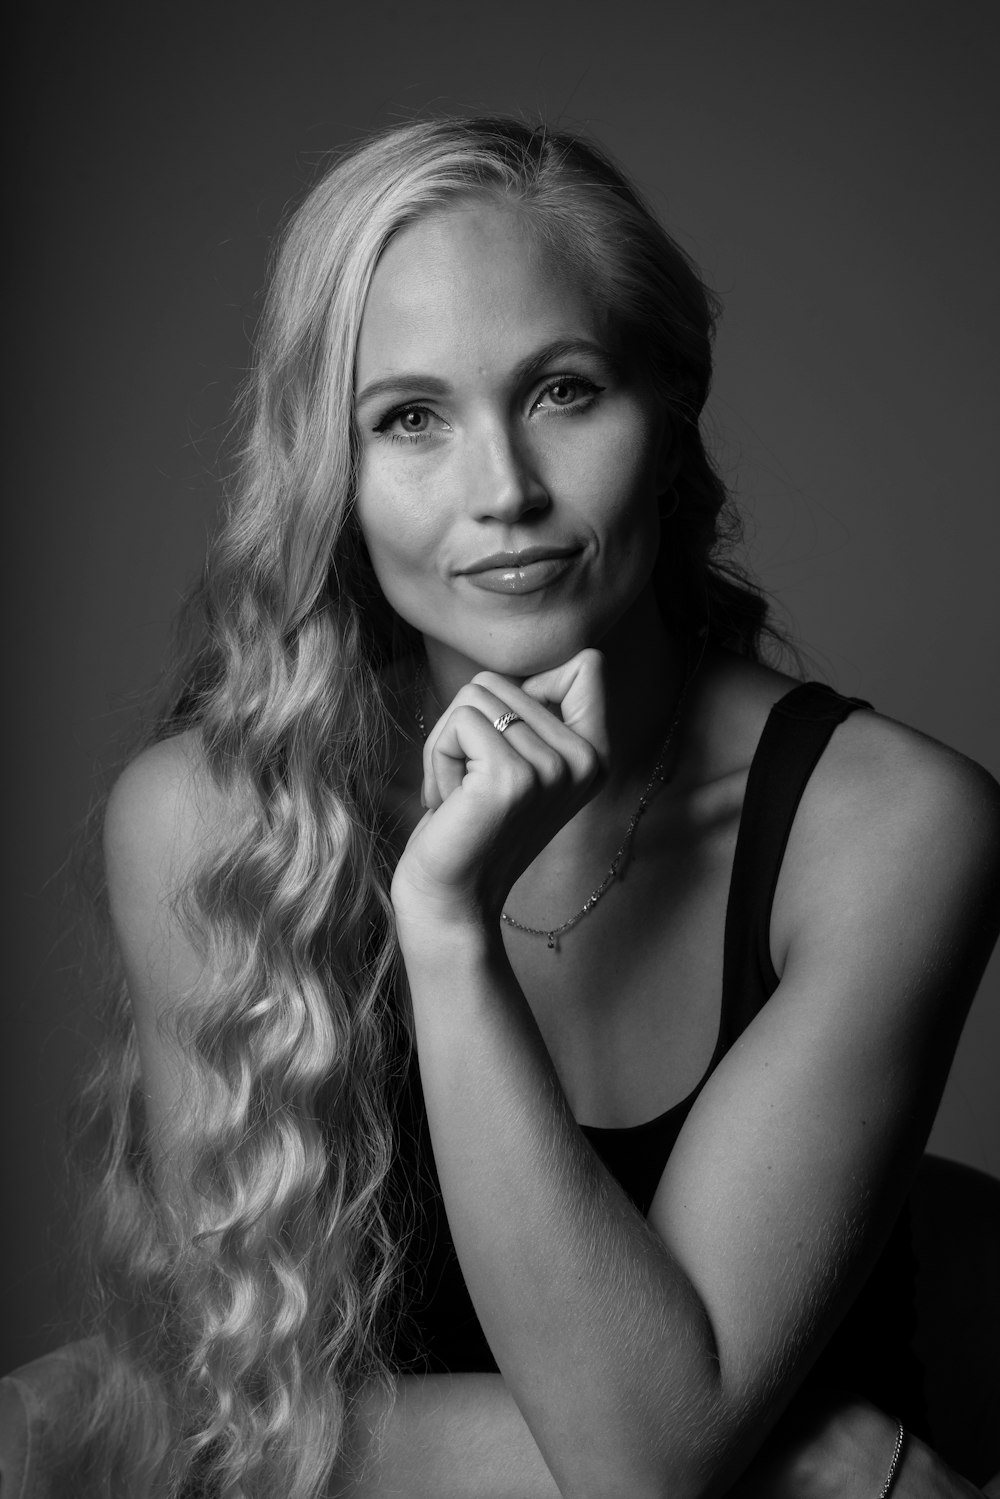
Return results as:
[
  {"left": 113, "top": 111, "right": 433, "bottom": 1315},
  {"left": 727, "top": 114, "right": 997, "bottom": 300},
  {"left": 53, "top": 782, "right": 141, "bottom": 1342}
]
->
[{"left": 546, "top": 932, "right": 556, "bottom": 950}]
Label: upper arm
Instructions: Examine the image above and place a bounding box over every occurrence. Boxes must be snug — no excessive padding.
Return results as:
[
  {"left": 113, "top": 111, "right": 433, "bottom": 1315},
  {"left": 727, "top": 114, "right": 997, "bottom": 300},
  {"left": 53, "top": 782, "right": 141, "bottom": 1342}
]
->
[
  {"left": 103, "top": 730, "right": 225, "bottom": 1173},
  {"left": 648, "top": 714, "right": 1000, "bottom": 1411}
]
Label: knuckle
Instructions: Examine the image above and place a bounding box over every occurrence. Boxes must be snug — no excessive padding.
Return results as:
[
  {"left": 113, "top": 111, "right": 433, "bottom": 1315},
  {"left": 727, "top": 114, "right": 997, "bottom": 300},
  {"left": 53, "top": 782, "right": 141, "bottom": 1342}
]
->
[
  {"left": 577, "top": 647, "right": 605, "bottom": 677},
  {"left": 450, "top": 686, "right": 479, "bottom": 713},
  {"left": 500, "top": 757, "right": 535, "bottom": 799},
  {"left": 537, "top": 748, "right": 566, "bottom": 785},
  {"left": 453, "top": 704, "right": 482, "bottom": 730},
  {"left": 575, "top": 741, "right": 601, "bottom": 784}
]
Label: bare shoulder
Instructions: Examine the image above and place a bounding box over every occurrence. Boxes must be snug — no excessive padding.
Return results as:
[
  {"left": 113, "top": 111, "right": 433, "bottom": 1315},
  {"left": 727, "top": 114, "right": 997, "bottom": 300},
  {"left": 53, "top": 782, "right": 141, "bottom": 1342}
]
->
[
  {"left": 694, "top": 651, "right": 1000, "bottom": 872},
  {"left": 812, "top": 705, "right": 1000, "bottom": 871},
  {"left": 104, "top": 734, "right": 251, "bottom": 1136},
  {"left": 774, "top": 702, "right": 1000, "bottom": 985},
  {"left": 103, "top": 729, "right": 235, "bottom": 911}
]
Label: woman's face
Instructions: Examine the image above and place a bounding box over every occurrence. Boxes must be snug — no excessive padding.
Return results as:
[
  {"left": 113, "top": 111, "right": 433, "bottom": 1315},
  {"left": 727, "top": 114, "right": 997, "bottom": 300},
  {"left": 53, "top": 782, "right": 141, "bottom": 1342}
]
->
[{"left": 353, "top": 201, "right": 669, "bottom": 684}]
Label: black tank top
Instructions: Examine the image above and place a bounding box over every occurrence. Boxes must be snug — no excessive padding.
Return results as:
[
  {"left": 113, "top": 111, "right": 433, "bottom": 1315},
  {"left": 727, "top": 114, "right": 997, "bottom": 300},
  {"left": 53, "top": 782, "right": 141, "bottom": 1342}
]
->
[{"left": 391, "top": 682, "right": 926, "bottom": 1430}]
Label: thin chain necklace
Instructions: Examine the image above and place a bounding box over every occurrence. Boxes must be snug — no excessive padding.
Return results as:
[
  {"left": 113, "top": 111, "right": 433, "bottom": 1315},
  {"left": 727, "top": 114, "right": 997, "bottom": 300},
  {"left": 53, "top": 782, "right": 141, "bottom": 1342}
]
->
[{"left": 411, "top": 655, "right": 696, "bottom": 952}]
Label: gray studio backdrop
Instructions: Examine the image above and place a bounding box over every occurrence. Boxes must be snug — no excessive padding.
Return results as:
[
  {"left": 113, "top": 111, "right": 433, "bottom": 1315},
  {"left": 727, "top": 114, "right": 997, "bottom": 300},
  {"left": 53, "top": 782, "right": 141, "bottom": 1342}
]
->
[{"left": 5, "top": 0, "right": 998, "bottom": 1370}]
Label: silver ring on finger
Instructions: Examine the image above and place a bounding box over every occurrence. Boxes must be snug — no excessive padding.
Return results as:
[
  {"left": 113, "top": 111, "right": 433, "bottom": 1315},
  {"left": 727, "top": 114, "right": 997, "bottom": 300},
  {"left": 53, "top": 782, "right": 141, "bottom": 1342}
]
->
[{"left": 493, "top": 710, "right": 521, "bottom": 735}]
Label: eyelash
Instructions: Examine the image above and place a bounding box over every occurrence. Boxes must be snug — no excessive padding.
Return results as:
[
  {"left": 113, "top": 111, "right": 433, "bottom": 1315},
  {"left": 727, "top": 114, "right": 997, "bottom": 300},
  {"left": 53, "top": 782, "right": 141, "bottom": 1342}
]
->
[{"left": 372, "top": 375, "right": 605, "bottom": 445}]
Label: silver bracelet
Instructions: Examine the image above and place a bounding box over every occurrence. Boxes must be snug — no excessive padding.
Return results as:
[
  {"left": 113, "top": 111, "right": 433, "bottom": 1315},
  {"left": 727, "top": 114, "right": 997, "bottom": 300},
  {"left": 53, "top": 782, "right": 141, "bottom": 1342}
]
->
[{"left": 877, "top": 1421, "right": 905, "bottom": 1498}]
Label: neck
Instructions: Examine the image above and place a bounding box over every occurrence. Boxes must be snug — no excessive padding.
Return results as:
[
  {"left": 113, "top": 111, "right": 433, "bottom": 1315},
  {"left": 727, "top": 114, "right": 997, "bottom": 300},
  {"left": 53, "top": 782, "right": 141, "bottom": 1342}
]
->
[{"left": 596, "top": 590, "right": 690, "bottom": 796}]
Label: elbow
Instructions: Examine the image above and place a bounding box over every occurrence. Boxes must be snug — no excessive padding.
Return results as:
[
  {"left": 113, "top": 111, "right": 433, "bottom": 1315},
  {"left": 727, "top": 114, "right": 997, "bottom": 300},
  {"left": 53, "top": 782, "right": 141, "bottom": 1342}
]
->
[
  {"left": 546, "top": 1339, "right": 733, "bottom": 1499},
  {"left": 557, "top": 1404, "right": 755, "bottom": 1499},
  {"left": 555, "top": 1441, "right": 723, "bottom": 1499},
  {"left": 560, "top": 1472, "right": 704, "bottom": 1499}
]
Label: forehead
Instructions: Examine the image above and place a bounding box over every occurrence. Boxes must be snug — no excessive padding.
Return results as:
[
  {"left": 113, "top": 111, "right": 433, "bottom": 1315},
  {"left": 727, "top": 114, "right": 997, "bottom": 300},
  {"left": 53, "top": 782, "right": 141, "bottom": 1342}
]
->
[{"left": 356, "top": 203, "right": 604, "bottom": 383}]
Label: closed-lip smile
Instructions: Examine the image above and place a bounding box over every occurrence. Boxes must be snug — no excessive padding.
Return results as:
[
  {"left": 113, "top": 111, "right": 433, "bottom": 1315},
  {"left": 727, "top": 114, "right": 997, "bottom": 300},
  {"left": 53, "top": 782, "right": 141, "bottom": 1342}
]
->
[
  {"left": 456, "top": 544, "right": 583, "bottom": 596},
  {"left": 458, "top": 544, "right": 581, "bottom": 575}
]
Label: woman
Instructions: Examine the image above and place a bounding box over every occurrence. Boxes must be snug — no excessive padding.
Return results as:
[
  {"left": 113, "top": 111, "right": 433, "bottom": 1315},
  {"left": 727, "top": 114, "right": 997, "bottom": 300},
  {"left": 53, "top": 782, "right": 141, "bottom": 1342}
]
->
[{"left": 81, "top": 118, "right": 999, "bottom": 1497}]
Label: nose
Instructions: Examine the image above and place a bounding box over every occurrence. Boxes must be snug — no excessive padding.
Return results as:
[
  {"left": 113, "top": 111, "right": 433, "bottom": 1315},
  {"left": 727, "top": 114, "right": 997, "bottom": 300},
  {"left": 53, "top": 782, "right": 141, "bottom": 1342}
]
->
[{"left": 467, "top": 421, "right": 550, "bottom": 522}]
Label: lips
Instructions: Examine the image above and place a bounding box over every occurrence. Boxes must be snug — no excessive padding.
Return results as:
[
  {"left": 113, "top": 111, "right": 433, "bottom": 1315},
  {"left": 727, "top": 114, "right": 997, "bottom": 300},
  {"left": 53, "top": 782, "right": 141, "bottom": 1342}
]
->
[
  {"left": 457, "top": 545, "right": 582, "bottom": 595},
  {"left": 458, "top": 548, "right": 581, "bottom": 593},
  {"left": 459, "top": 545, "right": 580, "bottom": 574}
]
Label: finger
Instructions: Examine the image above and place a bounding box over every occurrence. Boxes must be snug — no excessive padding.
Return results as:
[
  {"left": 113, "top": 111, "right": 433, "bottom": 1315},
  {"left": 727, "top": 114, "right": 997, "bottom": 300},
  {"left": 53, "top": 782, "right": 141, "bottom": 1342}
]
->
[
  {"left": 422, "top": 703, "right": 528, "bottom": 814},
  {"left": 421, "top": 684, "right": 504, "bottom": 807},
  {"left": 519, "top": 649, "right": 609, "bottom": 764},
  {"left": 422, "top": 693, "right": 510, "bottom": 809},
  {"left": 423, "top": 684, "right": 559, "bottom": 808},
  {"left": 422, "top": 686, "right": 573, "bottom": 811},
  {"left": 421, "top": 682, "right": 542, "bottom": 783},
  {"left": 463, "top": 673, "right": 600, "bottom": 781}
]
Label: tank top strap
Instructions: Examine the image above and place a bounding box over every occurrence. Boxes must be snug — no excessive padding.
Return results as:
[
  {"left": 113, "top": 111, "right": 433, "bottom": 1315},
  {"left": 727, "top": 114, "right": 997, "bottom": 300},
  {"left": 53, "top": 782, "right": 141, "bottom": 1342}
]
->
[{"left": 721, "top": 681, "right": 872, "bottom": 1041}]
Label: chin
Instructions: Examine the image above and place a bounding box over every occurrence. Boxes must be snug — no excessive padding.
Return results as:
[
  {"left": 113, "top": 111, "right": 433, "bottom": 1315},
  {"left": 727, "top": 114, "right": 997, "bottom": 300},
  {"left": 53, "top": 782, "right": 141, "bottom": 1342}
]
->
[
  {"left": 487, "top": 650, "right": 573, "bottom": 680},
  {"left": 418, "top": 594, "right": 641, "bottom": 683},
  {"left": 457, "top": 622, "right": 605, "bottom": 681}
]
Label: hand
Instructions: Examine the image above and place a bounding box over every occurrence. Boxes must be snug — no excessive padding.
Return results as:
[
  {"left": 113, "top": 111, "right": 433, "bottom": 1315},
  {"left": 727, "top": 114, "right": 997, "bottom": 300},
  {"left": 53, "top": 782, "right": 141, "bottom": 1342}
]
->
[
  {"left": 391, "top": 649, "right": 607, "bottom": 933},
  {"left": 728, "top": 1390, "right": 986, "bottom": 1499}
]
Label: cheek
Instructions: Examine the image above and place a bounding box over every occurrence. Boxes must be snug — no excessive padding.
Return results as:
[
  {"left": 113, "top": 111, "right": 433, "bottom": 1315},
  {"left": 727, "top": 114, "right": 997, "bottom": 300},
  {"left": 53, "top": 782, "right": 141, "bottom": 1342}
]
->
[
  {"left": 588, "top": 417, "right": 661, "bottom": 533},
  {"left": 355, "top": 468, "right": 444, "bottom": 615}
]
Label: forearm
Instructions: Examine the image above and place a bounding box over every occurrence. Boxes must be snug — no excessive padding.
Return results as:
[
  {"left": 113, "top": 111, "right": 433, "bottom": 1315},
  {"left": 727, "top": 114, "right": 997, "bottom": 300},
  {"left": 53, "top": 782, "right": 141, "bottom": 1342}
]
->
[
  {"left": 402, "top": 922, "right": 726, "bottom": 1499},
  {"left": 330, "top": 1374, "right": 562, "bottom": 1498},
  {"left": 330, "top": 1376, "right": 993, "bottom": 1499}
]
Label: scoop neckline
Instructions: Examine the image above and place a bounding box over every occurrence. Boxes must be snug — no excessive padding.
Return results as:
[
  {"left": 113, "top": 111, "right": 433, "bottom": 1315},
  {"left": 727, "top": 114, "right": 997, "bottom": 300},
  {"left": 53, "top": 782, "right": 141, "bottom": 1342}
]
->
[{"left": 573, "top": 680, "right": 814, "bottom": 1135}]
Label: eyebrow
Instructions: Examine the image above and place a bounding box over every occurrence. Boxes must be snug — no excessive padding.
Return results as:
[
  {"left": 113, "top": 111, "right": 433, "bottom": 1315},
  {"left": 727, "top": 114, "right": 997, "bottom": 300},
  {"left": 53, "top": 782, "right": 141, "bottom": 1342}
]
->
[{"left": 354, "top": 338, "right": 617, "bottom": 409}]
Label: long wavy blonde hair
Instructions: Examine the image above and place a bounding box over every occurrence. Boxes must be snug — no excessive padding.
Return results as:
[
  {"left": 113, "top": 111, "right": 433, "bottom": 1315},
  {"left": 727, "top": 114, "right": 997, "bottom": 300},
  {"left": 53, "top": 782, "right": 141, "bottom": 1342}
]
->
[{"left": 72, "top": 116, "right": 770, "bottom": 1497}]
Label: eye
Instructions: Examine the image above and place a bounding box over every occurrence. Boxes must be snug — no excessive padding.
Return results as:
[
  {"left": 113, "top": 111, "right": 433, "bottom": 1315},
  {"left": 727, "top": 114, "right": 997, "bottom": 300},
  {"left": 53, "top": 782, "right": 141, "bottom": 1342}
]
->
[
  {"left": 533, "top": 376, "right": 604, "bottom": 413},
  {"left": 372, "top": 404, "right": 442, "bottom": 444}
]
